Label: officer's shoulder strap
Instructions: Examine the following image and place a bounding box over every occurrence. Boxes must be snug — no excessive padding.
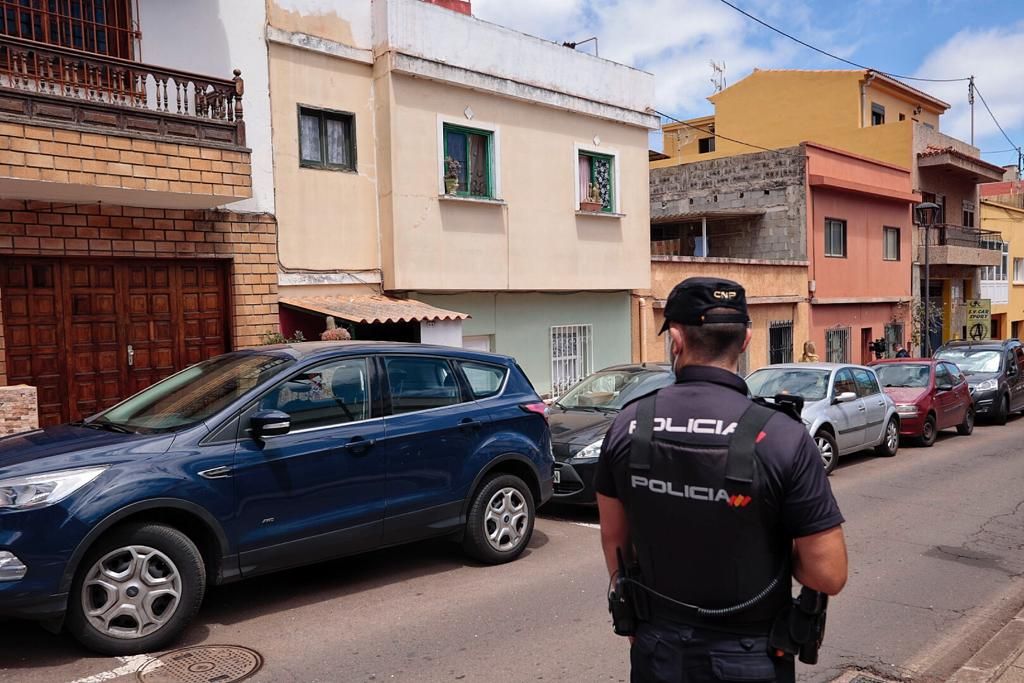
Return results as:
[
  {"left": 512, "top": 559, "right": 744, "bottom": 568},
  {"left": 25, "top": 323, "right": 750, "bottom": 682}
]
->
[
  {"left": 628, "top": 391, "right": 658, "bottom": 472},
  {"left": 725, "top": 401, "right": 777, "bottom": 485}
]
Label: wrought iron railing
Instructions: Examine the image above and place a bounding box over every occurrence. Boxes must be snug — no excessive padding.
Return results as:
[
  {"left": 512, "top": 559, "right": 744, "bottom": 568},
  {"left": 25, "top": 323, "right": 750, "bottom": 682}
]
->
[
  {"left": 925, "top": 224, "right": 1002, "bottom": 248},
  {"left": 0, "top": 34, "right": 244, "bottom": 145}
]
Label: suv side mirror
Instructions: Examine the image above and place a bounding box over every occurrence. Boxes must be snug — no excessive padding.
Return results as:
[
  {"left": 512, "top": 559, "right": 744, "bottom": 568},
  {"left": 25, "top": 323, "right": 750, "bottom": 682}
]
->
[
  {"left": 251, "top": 409, "right": 291, "bottom": 439},
  {"left": 833, "top": 391, "right": 858, "bottom": 404}
]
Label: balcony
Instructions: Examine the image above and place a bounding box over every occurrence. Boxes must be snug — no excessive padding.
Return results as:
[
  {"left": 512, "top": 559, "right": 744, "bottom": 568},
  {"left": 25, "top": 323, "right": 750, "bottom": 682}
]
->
[
  {"left": 0, "top": 35, "right": 251, "bottom": 208},
  {"left": 919, "top": 224, "right": 1002, "bottom": 267}
]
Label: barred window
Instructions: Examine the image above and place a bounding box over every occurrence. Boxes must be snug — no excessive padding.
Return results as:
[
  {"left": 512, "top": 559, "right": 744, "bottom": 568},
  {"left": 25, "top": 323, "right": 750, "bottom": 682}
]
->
[{"left": 826, "top": 326, "right": 851, "bottom": 364}]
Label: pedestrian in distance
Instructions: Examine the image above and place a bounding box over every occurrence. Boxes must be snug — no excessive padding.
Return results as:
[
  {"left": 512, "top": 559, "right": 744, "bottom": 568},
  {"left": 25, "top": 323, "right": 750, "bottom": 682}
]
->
[
  {"left": 799, "top": 340, "right": 819, "bottom": 363},
  {"left": 595, "top": 277, "right": 848, "bottom": 683},
  {"left": 895, "top": 344, "right": 910, "bottom": 358}
]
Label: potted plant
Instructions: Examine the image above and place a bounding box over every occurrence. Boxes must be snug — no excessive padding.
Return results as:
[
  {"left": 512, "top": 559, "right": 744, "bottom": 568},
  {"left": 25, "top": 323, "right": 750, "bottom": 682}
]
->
[
  {"left": 580, "top": 182, "right": 604, "bottom": 212},
  {"left": 444, "top": 156, "right": 461, "bottom": 194}
]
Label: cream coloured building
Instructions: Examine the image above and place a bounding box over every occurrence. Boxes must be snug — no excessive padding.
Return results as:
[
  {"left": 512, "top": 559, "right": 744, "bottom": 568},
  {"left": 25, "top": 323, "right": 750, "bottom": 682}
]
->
[{"left": 264, "top": 0, "right": 657, "bottom": 395}]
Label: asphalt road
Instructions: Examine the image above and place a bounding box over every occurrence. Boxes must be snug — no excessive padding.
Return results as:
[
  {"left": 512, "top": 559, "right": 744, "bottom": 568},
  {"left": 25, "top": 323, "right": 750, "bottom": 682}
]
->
[{"left": 3, "top": 416, "right": 1024, "bottom": 683}]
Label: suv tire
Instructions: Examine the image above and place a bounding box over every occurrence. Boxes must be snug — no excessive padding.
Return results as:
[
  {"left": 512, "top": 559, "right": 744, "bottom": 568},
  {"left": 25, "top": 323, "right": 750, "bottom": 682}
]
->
[
  {"left": 463, "top": 473, "right": 535, "bottom": 564},
  {"left": 66, "top": 523, "right": 206, "bottom": 656},
  {"left": 994, "top": 394, "right": 1010, "bottom": 425}
]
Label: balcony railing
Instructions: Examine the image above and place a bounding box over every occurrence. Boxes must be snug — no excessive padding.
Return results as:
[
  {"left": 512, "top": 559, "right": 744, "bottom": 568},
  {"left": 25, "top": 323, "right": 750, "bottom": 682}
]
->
[
  {"left": 0, "top": 34, "right": 245, "bottom": 146},
  {"left": 925, "top": 224, "right": 1001, "bottom": 248}
]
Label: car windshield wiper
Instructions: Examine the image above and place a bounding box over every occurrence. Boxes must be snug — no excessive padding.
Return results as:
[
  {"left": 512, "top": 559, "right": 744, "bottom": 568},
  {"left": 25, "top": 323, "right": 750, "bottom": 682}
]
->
[{"left": 82, "top": 419, "right": 135, "bottom": 434}]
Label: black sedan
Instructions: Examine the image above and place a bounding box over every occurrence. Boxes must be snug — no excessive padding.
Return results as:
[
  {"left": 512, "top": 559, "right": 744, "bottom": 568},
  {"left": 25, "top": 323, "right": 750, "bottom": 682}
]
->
[{"left": 548, "top": 363, "right": 675, "bottom": 504}]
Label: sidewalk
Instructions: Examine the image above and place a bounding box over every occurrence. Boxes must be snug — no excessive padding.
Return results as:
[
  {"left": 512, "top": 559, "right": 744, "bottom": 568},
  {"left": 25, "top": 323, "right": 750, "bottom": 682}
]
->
[{"left": 949, "top": 607, "right": 1024, "bottom": 683}]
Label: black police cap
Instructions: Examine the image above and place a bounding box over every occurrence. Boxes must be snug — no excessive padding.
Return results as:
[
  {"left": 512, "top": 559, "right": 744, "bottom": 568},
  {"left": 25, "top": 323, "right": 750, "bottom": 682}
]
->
[{"left": 659, "top": 277, "right": 750, "bottom": 333}]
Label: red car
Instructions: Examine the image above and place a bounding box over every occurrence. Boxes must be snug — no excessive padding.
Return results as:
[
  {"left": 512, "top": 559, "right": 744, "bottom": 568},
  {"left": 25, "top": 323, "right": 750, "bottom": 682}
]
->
[{"left": 869, "top": 359, "right": 974, "bottom": 446}]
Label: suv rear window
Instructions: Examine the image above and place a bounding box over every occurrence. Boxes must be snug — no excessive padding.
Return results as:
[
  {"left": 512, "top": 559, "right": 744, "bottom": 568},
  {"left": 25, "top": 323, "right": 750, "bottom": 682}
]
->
[
  {"left": 460, "top": 361, "right": 508, "bottom": 399},
  {"left": 386, "top": 356, "right": 462, "bottom": 414}
]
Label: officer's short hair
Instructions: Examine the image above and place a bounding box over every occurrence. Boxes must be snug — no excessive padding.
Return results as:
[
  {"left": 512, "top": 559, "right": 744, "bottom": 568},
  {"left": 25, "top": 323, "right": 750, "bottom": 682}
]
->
[{"left": 677, "top": 307, "right": 747, "bottom": 363}]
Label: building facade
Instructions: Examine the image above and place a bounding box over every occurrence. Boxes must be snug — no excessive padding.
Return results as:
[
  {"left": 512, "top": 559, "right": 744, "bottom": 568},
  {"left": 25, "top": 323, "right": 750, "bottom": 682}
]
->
[
  {"left": 265, "top": 0, "right": 656, "bottom": 396},
  {"left": 981, "top": 181, "right": 1024, "bottom": 339},
  {"left": 0, "top": 0, "right": 278, "bottom": 430},
  {"left": 653, "top": 69, "right": 1005, "bottom": 354},
  {"left": 641, "top": 142, "right": 914, "bottom": 371}
]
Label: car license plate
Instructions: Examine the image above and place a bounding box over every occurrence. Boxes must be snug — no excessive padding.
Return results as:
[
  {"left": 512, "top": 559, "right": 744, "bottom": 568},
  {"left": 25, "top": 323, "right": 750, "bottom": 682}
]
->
[{"left": 553, "top": 469, "right": 561, "bottom": 484}]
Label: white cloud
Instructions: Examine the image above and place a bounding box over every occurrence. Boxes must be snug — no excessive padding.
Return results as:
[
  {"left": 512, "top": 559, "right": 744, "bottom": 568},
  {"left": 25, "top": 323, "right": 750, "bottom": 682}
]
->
[{"left": 914, "top": 23, "right": 1024, "bottom": 151}]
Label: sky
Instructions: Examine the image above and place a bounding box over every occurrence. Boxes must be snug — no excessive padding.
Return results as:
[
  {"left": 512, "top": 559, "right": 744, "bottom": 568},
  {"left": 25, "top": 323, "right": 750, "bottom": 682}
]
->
[{"left": 471, "top": 0, "right": 1024, "bottom": 169}]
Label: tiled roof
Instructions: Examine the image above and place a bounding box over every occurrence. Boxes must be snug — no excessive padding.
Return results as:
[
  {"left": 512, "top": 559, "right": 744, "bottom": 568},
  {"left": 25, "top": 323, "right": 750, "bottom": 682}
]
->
[
  {"left": 918, "top": 145, "right": 1006, "bottom": 174},
  {"left": 279, "top": 295, "right": 471, "bottom": 325}
]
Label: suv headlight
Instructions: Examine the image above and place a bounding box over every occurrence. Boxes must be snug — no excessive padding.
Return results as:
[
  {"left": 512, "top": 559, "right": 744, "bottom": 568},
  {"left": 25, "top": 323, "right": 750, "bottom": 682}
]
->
[
  {"left": 974, "top": 379, "right": 998, "bottom": 392},
  {"left": 896, "top": 404, "right": 919, "bottom": 416},
  {"left": 571, "top": 439, "right": 603, "bottom": 463},
  {"left": 0, "top": 466, "right": 107, "bottom": 510}
]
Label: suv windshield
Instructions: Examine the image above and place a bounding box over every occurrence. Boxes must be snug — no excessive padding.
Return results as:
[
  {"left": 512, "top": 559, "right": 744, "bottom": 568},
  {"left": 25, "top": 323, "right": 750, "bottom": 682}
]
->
[
  {"left": 874, "top": 363, "right": 931, "bottom": 388},
  {"left": 934, "top": 348, "right": 1001, "bottom": 375},
  {"left": 92, "top": 353, "right": 295, "bottom": 433},
  {"left": 746, "top": 368, "right": 831, "bottom": 402},
  {"left": 557, "top": 369, "right": 674, "bottom": 411}
]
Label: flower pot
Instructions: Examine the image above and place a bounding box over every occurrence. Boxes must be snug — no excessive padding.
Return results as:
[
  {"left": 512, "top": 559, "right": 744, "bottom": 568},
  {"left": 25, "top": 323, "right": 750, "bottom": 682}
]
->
[
  {"left": 579, "top": 201, "right": 603, "bottom": 213},
  {"left": 445, "top": 177, "right": 459, "bottom": 194}
]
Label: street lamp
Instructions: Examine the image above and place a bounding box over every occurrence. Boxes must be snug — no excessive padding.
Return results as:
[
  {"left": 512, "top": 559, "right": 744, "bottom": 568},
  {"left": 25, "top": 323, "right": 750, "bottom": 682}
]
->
[{"left": 915, "top": 202, "right": 941, "bottom": 357}]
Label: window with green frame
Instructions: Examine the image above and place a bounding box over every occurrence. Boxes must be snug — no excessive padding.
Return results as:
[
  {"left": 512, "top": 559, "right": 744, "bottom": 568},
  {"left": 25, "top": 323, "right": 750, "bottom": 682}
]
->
[
  {"left": 443, "top": 124, "right": 493, "bottom": 198},
  {"left": 578, "top": 150, "right": 615, "bottom": 212}
]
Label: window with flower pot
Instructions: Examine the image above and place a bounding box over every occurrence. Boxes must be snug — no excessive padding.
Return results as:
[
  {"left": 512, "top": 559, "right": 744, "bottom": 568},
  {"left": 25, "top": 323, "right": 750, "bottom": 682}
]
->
[
  {"left": 442, "top": 123, "right": 494, "bottom": 198},
  {"left": 577, "top": 150, "right": 615, "bottom": 213}
]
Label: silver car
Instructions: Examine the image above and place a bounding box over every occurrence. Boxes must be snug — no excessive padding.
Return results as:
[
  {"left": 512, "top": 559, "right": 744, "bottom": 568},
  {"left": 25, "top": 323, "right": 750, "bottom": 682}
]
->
[{"left": 746, "top": 363, "right": 900, "bottom": 474}]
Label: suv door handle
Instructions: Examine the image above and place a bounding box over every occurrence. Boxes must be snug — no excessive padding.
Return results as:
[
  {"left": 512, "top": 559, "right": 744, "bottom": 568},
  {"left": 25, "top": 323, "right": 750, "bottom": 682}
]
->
[
  {"left": 459, "top": 418, "right": 483, "bottom": 430},
  {"left": 343, "top": 437, "right": 375, "bottom": 454}
]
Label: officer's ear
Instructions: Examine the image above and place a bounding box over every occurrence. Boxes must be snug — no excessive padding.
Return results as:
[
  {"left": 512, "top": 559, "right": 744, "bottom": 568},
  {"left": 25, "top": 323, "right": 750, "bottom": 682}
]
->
[
  {"left": 740, "top": 326, "right": 752, "bottom": 353},
  {"left": 668, "top": 323, "right": 685, "bottom": 359}
]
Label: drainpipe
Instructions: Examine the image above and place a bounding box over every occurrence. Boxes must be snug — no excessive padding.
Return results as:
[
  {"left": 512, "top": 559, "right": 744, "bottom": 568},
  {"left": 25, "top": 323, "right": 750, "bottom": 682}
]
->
[{"left": 638, "top": 297, "right": 649, "bottom": 363}]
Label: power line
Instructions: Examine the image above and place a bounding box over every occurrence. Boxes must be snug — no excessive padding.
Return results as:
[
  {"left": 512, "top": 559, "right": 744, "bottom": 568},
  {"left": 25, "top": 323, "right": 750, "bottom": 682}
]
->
[
  {"left": 653, "top": 108, "right": 804, "bottom": 158},
  {"left": 715, "top": 0, "right": 970, "bottom": 83},
  {"left": 982, "top": 148, "right": 1019, "bottom": 155},
  {"left": 973, "top": 83, "right": 1020, "bottom": 152}
]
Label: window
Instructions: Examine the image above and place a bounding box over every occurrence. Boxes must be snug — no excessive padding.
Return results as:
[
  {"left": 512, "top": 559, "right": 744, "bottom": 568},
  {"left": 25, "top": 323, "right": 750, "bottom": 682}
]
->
[
  {"left": 963, "top": 201, "right": 975, "bottom": 228},
  {"left": 883, "top": 227, "right": 901, "bottom": 261},
  {"left": 259, "top": 357, "right": 371, "bottom": 430},
  {"left": 578, "top": 150, "right": 615, "bottom": 212},
  {"left": 884, "top": 322, "right": 904, "bottom": 357},
  {"left": 768, "top": 320, "right": 794, "bottom": 365},
  {"left": 832, "top": 368, "right": 857, "bottom": 396},
  {"left": 298, "top": 106, "right": 356, "bottom": 171},
  {"left": 826, "top": 327, "right": 851, "bottom": 363},
  {"left": 460, "top": 361, "right": 507, "bottom": 399},
  {"left": 942, "top": 363, "right": 965, "bottom": 385},
  {"left": 825, "top": 218, "right": 847, "bottom": 258},
  {"left": 444, "top": 123, "right": 493, "bottom": 198},
  {"left": 871, "top": 103, "right": 885, "bottom": 126},
  {"left": 1014, "top": 258, "right": 1024, "bottom": 284},
  {"left": 0, "top": 0, "right": 138, "bottom": 59},
  {"left": 981, "top": 238, "right": 1009, "bottom": 282},
  {"left": 934, "top": 363, "right": 952, "bottom": 389},
  {"left": 698, "top": 137, "right": 716, "bottom": 154},
  {"left": 852, "top": 368, "right": 881, "bottom": 397},
  {"left": 899, "top": 113, "right": 906, "bottom": 122},
  {"left": 551, "top": 324, "right": 593, "bottom": 397},
  {"left": 1013, "top": 321, "right": 1021, "bottom": 339},
  {"left": 386, "top": 356, "right": 461, "bottom": 414}
]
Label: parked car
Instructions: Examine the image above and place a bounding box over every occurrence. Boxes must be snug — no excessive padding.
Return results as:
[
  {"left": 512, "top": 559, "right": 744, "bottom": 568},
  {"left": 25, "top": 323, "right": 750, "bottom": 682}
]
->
[
  {"left": 934, "top": 339, "right": 1024, "bottom": 424},
  {"left": 745, "top": 363, "right": 899, "bottom": 474},
  {"left": 0, "top": 342, "right": 553, "bottom": 655},
  {"left": 868, "top": 359, "right": 974, "bottom": 446},
  {"left": 548, "top": 363, "right": 675, "bottom": 504}
]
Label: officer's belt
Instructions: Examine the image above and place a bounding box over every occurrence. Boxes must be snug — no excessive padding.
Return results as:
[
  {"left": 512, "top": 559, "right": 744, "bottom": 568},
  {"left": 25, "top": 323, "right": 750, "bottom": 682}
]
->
[{"left": 629, "top": 393, "right": 776, "bottom": 485}]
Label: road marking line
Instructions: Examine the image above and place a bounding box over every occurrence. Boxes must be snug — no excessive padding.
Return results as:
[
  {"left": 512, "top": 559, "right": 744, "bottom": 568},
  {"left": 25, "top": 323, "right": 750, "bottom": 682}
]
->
[{"left": 67, "top": 654, "right": 160, "bottom": 683}]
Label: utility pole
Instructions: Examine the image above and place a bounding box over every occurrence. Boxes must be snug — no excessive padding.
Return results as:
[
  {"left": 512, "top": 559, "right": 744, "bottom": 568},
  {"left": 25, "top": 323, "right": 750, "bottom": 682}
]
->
[{"left": 969, "top": 76, "right": 975, "bottom": 146}]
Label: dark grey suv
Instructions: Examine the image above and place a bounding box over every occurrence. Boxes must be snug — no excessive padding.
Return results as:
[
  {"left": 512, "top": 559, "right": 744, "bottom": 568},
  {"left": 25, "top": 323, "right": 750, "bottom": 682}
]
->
[{"left": 934, "top": 339, "right": 1024, "bottom": 424}]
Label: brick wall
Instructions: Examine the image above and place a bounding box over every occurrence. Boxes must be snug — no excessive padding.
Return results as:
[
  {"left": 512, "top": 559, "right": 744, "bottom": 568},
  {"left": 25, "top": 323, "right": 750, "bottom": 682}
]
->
[
  {"left": 0, "top": 200, "right": 279, "bottom": 348},
  {"left": 0, "top": 384, "right": 38, "bottom": 435},
  {"left": 650, "top": 146, "right": 808, "bottom": 261},
  {"left": 0, "top": 123, "right": 251, "bottom": 203}
]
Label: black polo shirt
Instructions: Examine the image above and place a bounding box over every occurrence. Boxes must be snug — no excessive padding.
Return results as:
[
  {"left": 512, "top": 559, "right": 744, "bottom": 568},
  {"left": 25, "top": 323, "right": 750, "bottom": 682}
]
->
[{"left": 594, "top": 365, "right": 844, "bottom": 539}]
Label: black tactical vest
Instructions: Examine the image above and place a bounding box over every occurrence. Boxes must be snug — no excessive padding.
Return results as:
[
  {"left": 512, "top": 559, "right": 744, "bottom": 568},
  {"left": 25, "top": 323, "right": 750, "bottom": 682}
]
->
[{"left": 625, "top": 392, "right": 792, "bottom": 631}]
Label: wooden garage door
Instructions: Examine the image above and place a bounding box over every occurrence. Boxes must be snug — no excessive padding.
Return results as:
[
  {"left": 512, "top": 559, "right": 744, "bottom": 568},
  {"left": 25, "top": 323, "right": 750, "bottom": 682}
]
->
[{"left": 1, "top": 258, "right": 229, "bottom": 427}]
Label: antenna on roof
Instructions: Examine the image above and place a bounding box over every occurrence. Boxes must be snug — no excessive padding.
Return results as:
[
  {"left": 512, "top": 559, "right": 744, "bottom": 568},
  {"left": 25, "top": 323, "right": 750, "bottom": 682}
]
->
[{"left": 710, "top": 60, "right": 726, "bottom": 93}]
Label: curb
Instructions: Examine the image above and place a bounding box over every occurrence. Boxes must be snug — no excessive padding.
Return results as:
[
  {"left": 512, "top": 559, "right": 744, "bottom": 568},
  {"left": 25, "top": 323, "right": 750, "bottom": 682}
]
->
[{"left": 949, "top": 607, "right": 1024, "bottom": 683}]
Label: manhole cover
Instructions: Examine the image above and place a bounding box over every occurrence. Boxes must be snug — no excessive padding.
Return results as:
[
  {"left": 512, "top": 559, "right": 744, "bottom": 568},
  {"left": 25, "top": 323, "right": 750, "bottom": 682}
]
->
[{"left": 137, "top": 645, "right": 262, "bottom": 683}]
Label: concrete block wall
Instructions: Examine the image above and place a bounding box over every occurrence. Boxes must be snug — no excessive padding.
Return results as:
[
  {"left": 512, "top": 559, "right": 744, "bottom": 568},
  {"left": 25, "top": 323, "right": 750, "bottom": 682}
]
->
[
  {"left": 0, "top": 384, "right": 38, "bottom": 435},
  {"left": 650, "top": 146, "right": 808, "bottom": 261}
]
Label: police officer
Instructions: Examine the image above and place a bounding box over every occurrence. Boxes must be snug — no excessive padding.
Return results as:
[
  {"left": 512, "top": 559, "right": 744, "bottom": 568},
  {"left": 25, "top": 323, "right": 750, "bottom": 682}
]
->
[{"left": 595, "top": 277, "right": 848, "bottom": 682}]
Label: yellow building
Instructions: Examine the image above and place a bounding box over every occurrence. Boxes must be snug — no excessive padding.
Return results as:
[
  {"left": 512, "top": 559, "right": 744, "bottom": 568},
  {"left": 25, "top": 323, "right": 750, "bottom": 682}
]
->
[
  {"left": 981, "top": 187, "right": 1024, "bottom": 338},
  {"left": 651, "top": 68, "right": 1005, "bottom": 353}
]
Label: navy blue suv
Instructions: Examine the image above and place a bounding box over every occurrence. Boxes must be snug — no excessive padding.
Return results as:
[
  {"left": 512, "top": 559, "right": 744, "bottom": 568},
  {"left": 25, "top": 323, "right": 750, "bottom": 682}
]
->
[{"left": 0, "top": 342, "right": 552, "bottom": 654}]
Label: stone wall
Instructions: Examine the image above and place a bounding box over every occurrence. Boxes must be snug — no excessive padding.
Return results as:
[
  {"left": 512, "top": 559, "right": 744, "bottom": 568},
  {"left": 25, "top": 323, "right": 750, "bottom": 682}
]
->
[
  {"left": 0, "top": 384, "right": 38, "bottom": 435},
  {"left": 650, "top": 146, "right": 808, "bottom": 261},
  {"left": 0, "top": 199, "right": 279, "bottom": 349}
]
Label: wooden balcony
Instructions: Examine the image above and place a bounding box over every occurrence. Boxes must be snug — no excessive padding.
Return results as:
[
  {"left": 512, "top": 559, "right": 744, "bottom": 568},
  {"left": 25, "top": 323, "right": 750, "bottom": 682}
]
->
[{"left": 0, "top": 35, "right": 251, "bottom": 208}]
